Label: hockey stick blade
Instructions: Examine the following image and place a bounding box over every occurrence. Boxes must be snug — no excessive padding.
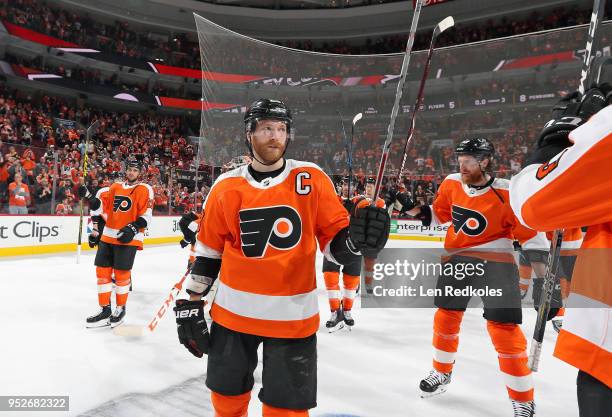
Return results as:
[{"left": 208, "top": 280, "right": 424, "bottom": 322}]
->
[
  {"left": 352, "top": 112, "right": 363, "bottom": 126},
  {"left": 436, "top": 16, "right": 455, "bottom": 35}
]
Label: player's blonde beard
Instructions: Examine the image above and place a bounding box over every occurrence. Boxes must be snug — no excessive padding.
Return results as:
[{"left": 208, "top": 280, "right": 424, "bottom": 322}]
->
[
  {"left": 460, "top": 156, "right": 490, "bottom": 186},
  {"left": 126, "top": 171, "right": 140, "bottom": 185},
  {"left": 249, "top": 135, "right": 287, "bottom": 168},
  {"left": 461, "top": 170, "right": 487, "bottom": 185}
]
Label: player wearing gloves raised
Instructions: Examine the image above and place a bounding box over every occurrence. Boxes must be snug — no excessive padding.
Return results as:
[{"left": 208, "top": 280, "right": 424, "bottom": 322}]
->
[
  {"left": 80, "top": 158, "right": 154, "bottom": 328},
  {"left": 173, "top": 98, "right": 390, "bottom": 417},
  {"left": 510, "top": 84, "right": 612, "bottom": 417},
  {"left": 406, "top": 138, "right": 548, "bottom": 417}
]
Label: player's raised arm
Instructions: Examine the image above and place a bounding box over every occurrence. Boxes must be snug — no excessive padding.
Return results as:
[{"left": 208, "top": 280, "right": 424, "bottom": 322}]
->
[{"left": 510, "top": 85, "right": 612, "bottom": 230}]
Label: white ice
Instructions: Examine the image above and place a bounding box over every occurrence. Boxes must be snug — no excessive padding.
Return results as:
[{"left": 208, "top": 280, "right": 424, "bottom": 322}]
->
[{"left": 0, "top": 240, "right": 578, "bottom": 417}]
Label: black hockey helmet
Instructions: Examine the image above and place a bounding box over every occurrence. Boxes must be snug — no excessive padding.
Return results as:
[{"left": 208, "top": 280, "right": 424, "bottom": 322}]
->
[
  {"left": 126, "top": 156, "right": 142, "bottom": 171},
  {"left": 339, "top": 175, "right": 353, "bottom": 184},
  {"left": 455, "top": 138, "right": 495, "bottom": 157},
  {"left": 244, "top": 98, "right": 292, "bottom": 134}
]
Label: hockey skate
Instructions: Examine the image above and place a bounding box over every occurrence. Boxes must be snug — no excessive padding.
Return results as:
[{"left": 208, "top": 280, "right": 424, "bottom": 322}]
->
[
  {"left": 419, "top": 369, "right": 452, "bottom": 398},
  {"left": 86, "top": 305, "right": 112, "bottom": 328},
  {"left": 365, "top": 282, "right": 374, "bottom": 295},
  {"left": 110, "top": 306, "right": 126, "bottom": 328},
  {"left": 511, "top": 399, "right": 535, "bottom": 417},
  {"left": 326, "top": 309, "right": 345, "bottom": 333},
  {"left": 343, "top": 309, "right": 355, "bottom": 329}
]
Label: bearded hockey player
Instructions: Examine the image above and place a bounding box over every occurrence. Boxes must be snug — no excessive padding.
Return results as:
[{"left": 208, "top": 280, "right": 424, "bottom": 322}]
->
[
  {"left": 80, "top": 158, "right": 154, "bottom": 328},
  {"left": 510, "top": 84, "right": 612, "bottom": 417},
  {"left": 173, "top": 98, "right": 391, "bottom": 417},
  {"left": 406, "top": 138, "right": 548, "bottom": 417}
]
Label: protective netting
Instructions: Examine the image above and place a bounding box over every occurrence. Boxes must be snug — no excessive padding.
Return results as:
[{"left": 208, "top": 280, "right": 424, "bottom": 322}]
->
[{"left": 195, "top": 13, "right": 611, "bottom": 194}]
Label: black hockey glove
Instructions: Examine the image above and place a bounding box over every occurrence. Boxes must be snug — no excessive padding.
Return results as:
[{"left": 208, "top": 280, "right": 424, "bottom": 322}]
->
[
  {"left": 179, "top": 212, "right": 199, "bottom": 245},
  {"left": 174, "top": 299, "right": 210, "bottom": 358},
  {"left": 78, "top": 185, "right": 92, "bottom": 199},
  {"left": 528, "top": 84, "right": 612, "bottom": 165},
  {"left": 88, "top": 233, "right": 101, "bottom": 248},
  {"left": 88, "top": 216, "right": 105, "bottom": 248},
  {"left": 532, "top": 277, "right": 562, "bottom": 321},
  {"left": 413, "top": 205, "right": 432, "bottom": 226},
  {"left": 348, "top": 200, "right": 390, "bottom": 256},
  {"left": 117, "top": 223, "right": 138, "bottom": 244},
  {"left": 396, "top": 192, "right": 416, "bottom": 213}
]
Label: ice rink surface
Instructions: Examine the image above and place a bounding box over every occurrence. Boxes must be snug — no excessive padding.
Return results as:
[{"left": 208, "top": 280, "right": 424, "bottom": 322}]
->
[{"left": 0, "top": 240, "right": 578, "bottom": 417}]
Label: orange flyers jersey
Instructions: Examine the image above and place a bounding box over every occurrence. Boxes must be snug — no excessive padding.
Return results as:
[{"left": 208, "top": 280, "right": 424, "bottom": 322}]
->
[
  {"left": 431, "top": 173, "right": 546, "bottom": 259},
  {"left": 510, "top": 105, "right": 612, "bottom": 388},
  {"left": 196, "top": 159, "right": 350, "bottom": 339},
  {"left": 96, "top": 182, "right": 154, "bottom": 249}
]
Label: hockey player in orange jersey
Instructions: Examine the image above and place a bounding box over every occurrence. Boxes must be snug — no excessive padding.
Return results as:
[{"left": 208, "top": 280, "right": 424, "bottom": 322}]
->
[
  {"left": 509, "top": 84, "right": 612, "bottom": 417},
  {"left": 322, "top": 176, "right": 385, "bottom": 331},
  {"left": 360, "top": 176, "right": 386, "bottom": 295},
  {"left": 79, "top": 158, "right": 154, "bottom": 328},
  {"left": 406, "top": 138, "right": 548, "bottom": 417},
  {"left": 323, "top": 176, "right": 361, "bottom": 332},
  {"left": 172, "top": 98, "right": 390, "bottom": 417}
]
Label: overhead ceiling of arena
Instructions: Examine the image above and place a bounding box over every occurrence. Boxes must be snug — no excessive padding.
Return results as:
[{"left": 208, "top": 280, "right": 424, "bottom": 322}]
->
[{"left": 53, "top": 0, "right": 591, "bottom": 41}]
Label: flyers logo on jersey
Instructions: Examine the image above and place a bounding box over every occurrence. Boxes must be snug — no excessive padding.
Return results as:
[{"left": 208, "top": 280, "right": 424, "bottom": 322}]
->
[
  {"left": 536, "top": 149, "right": 568, "bottom": 180},
  {"left": 239, "top": 206, "right": 302, "bottom": 258},
  {"left": 113, "top": 195, "right": 133, "bottom": 212},
  {"left": 452, "top": 205, "right": 487, "bottom": 236}
]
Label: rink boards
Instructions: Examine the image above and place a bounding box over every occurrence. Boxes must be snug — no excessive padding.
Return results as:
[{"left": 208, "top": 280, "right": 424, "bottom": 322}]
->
[
  {"left": 0, "top": 216, "right": 446, "bottom": 257},
  {"left": 0, "top": 215, "right": 183, "bottom": 257}
]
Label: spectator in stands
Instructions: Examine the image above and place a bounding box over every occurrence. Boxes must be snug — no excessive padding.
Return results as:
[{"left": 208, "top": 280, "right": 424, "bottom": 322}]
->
[
  {"left": 55, "top": 196, "right": 73, "bottom": 215},
  {"left": 35, "top": 177, "right": 53, "bottom": 214},
  {"left": 8, "top": 172, "right": 30, "bottom": 214}
]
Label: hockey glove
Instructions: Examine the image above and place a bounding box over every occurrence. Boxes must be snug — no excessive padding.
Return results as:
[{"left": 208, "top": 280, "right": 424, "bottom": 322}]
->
[
  {"left": 88, "top": 233, "right": 101, "bottom": 248},
  {"left": 413, "top": 205, "right": 432, "bottom": 226},
  {"left": 532, "top": 277, "right": 562, "bottom": 321},
  {"left": 78, "top": 185, "right": 92, "bottom": 199},
  {"left": 174, "top": 299, "right": 210, "bottom": 358},
  {"left": 117, "top": 223, "right": 138, "bottom": 244},
  {"left": 179, "top": 212, "right": 199, "bottom": 245},
  {"left": 348, "top": 199, "right": 391, "bottom": 256},
  {"left": 528, "top": 83, "right": 612, "bottom": 165},
  {"left": 396, "top": 192, "right": 416, "bottom": 213}
]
